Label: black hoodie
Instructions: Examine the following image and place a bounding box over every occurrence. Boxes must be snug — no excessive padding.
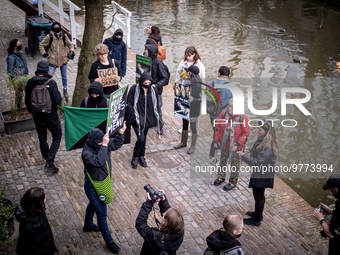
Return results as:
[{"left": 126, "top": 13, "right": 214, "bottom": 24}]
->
[
  {"left": 80, "top": 82, "right": 109, "bottom": 108},
  {"left": 136, "top": 198, "right": 184, "bottom": 255},
  {"left": 127, "top": 72, "right": 159, "bottom": 129},
  {"left": 145, "top": 43, "right": 169, "bottom": 95},
  {"left": 82, "top": 128, "right": 124, "bottom": 188},
  {"left": 206, "top": 229, "right": 244, "bottom": 254},
  {"left": 25, "top": 75, "right": 61, "bottom": 122},
  {"left": 15, "top": 205, "right": 57, "bottom": 255}
]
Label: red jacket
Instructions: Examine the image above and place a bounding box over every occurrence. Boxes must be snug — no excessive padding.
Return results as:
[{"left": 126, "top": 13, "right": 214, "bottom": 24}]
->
[{"left": 214, "top": 112, "right": 250, "bottom": 152}]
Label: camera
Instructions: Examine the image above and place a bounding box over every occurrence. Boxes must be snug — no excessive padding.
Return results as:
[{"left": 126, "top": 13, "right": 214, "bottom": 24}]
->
[
  {"left": 144, "top": 184, "right": 164, "bottom": 203},
  {"left": 317, "top": 205, "right": 324, "bottom": 213}
]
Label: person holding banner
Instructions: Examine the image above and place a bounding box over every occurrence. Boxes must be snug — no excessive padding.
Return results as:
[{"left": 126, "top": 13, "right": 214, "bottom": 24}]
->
[
  {"left": 127, "top": 72, "right": 160, "bottom": 169},
  {"left": 82, "top": 125, "right": 126, "bottom": 254},
  {"left": 88, "top": 44, "right": 123, "bottom": 98}
]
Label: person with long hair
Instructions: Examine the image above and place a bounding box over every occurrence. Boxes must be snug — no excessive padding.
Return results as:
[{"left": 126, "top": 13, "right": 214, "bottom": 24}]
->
[
  {"left": 146, "top": 25, "right": 162, "bottom": 45},
  {"left": 6, "top": 38, "right": 28, "bottom": 78},
  {"left": 15, "top": 187, "right": 57, "bottom": 255},
  {"left": 174, "top": 65, "right": 202, "bottom": 154},
  {"left": 206, "top": 215, "right": 245, "bottom": 254},
  {"left": 135, "top": 190, "right": 184, "bottom": 255},
  {"left": 88, "top": 44, "right": 123, "bottom": 98},
  {"left": 237, "top": 119, "right": 279, "bottom": 226}
]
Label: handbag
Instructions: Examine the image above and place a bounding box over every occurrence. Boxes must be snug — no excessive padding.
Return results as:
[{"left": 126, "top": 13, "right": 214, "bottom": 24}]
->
[{"left": 86, "top": 161, "right": 113, "bottom": 204}]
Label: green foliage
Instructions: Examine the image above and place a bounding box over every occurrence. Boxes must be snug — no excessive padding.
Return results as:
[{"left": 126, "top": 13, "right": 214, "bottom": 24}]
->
[
  {"left": 0, "top": 183, "right": 16, "bottom": 243},
  {"left": 57, "top": 94, "right": 69, "bottom": 112}
]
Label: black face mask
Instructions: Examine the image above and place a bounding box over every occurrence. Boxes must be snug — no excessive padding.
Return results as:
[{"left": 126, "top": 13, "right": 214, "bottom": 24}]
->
[
  {"left": 90, "top": 95, "right": 101, "bottom": 104},
  {"left": 54, "top": 27, "right": 61, "bottom": 33},
  {"left": 114, "top": 36, "right": 122, "bottom": 42},
  {"left": 16, "top": 45, "right": 22, "bottom": 51},
  {"left": 142, "top": 84, "right": 151, "bottom": 89}
]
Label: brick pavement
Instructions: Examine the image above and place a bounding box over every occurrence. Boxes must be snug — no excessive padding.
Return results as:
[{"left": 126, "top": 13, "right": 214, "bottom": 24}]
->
[{"left": 0, "top": 0, "right": 329, "bottom": 254}]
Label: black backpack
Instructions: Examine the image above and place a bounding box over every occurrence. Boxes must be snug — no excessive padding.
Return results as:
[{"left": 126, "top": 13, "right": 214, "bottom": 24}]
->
[
  {"left": 31, "top": 79, "right": 52, "bottom": 114},
  {"left": 161, "top": 61, "right": 171, "bottom": 85},
  {"left": 204, "top": 246, "right": 241, "bottom": 255},
  {"left": 207, "top": 81, "right": 230, "bottom": 117}
]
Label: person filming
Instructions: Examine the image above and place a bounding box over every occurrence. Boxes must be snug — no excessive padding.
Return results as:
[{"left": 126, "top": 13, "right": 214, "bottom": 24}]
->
[
  {"left": 312, "top": 174, "right": 340, "bottom": 255},
  {"left": 135, "top": 186, "right": 184, "bottom": 255}
]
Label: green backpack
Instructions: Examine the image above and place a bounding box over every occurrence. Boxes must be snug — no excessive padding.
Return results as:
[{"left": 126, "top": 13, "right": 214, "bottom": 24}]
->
[
  {"left": 204, "top": 246, "right": 241, "bottom": 255},
  {"left": 86, "top": 161, "right": 113, "bottom": 204}
]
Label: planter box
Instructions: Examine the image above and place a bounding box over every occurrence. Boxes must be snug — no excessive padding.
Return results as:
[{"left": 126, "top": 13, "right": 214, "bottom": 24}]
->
[
  {"left": 0, "top": 197, "right": 15, "bottom": 241},
  {"left": 0, "top": 109, "right": 35, "bottom": 135}
]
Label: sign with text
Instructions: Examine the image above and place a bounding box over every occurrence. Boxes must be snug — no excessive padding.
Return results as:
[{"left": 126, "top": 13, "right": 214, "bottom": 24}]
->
[
  {"left": 174, "top": 83, "right": 190, "bottom": 120},
  {"left": 136, "top": 55, "right": 152, "bottom": 84},
  {"left": 106, "top": 85, "right": 128, "bottom": 136},
  {"left": 98, "top": 67, "right": 118, "bottom": 87}
]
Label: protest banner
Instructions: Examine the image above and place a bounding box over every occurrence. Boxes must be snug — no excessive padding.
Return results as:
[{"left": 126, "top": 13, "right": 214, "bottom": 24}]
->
[
  {"left": 107, "top": 85, "right": 128, "bottom": 136},
  {"left": 136, "top": 54, "right": 152, "bottom": 83},
  {"left": 98, "top": 67, "right": 118, "bottom": 87},
  {"left": 174, "top": 83, "right": 190, "bottom": 120}
]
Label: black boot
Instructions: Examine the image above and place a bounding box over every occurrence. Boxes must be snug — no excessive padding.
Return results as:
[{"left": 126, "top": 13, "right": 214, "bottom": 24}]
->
[
  {"left": 213, "top": 178, "right": 225, "bottom": 186},
  {"left": 106, "top": 242, "right": 121, "bottom": 253},
  {"left": 246, "top": 211, "right": 263, "bottom": 221},
  {"left": 138, "top": 156, "right": 147, "bottom": 167},
  {"left": 131, "top": 157, "right": 138, "bottom": 169}
]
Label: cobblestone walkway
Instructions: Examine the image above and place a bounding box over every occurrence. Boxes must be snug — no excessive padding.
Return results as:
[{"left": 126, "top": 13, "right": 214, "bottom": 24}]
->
[{"left": 0, "top": 0, "right": 329, "bottom": 254}]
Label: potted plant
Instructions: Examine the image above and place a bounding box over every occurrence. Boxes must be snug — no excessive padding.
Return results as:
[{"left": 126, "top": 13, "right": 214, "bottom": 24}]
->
[
  {"left": 0, "top": 74, "right": 36, "bottom": 135},
  {"left": 0, "top": 184, "right": 16, "bottom": 243}
]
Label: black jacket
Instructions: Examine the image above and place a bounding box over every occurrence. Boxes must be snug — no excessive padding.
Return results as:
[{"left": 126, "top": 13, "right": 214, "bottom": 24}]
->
[
  {"left": 15, "top": 205, "right": 57, "bottom": 255},
  {"left": 136, "top": 198, "right": 184, "bottom": 255},
  {"left": 242, "top": 137, "right": 276, "bottom": 189},
  {"left": 88, "top": 57, "right": 122, "bottom": 94},
  {"left": 146, "top": 34, "right": 163, "bottom": 46},
  {"left": 206, "top": 229, "right": 244, "bottom": 254},
  {"left": 82, "top": 128, "right": 124, "bottom": 188},
  {"left": 25, "top": 75, "right": 61, "bottom": 122},
  {"left": 329, "top": 199, "right": 340, "bottom": 255},
  {"left": 127, "top": 72, "right": 159, "bottom": 129},
  {"left": 145, "top": 43, "right": 169, "bottom": 95}
]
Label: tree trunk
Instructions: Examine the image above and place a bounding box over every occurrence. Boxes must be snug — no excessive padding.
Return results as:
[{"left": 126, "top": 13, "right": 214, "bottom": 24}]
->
[{"left": 72, "top": 0, "right": 105, "bottom": 107}]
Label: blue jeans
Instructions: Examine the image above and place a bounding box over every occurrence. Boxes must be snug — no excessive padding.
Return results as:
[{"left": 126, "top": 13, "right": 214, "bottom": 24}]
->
[
  {"left": 49, "top": 64, "right": 67, "bottom": 88},
  {"left": 84, "top": 183, "right": 114, "bottom": 244}
]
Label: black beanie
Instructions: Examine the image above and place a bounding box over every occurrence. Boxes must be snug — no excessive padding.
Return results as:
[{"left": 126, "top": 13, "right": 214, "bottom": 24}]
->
[{"left": 36, "top": 60, "right": 49, "bottom": 74}]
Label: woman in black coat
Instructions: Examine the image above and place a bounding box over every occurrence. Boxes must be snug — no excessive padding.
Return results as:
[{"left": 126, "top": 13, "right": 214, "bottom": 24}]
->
[
  {"left": 135, "top": 191, "right": 184, "bottom": 255},
  {"left": 237, "top": 119, "right": 279, "bottom": 226},
  {"left": 15, "top": 187, "right": 57, "bottom": 255}
]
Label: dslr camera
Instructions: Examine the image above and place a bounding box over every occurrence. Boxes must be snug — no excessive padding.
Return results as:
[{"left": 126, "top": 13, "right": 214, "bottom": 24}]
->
[{"left": 144, "top": 184, "right": 164, "bottom": 203}]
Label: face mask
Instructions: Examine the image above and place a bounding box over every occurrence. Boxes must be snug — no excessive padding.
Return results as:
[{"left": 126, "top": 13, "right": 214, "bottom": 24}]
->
[
  {"left": 16, "top": 45, "right": 22, "bottom": 51},
  {"left": 142, "top": 84, "right": 151, "bottom": 89},
  {"left": 114, "top": 36, "right": 122, "bottom": 42},
  {"left": 90, "top": 95, "right": 101, "bottom": 104},
  {"left": 54, "top": 27, "right": 61, "bottom": 33}
]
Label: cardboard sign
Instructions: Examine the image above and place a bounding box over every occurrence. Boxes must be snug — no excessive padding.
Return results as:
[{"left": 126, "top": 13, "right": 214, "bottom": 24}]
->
[
  {"left": 174, "top": 83, "right": 190, "bottom": 120},
  {"left": 98, "top": 67, "right": 118, "bottom": 87},
  {"left": 136, "top": 55, "right": 152, "bottom": 84},
  {"left": 106, "top": 85, "right": 128, "bottom": 136}
]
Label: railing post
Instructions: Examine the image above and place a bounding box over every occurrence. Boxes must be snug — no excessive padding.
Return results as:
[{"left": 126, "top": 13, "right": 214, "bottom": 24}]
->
[
  {"left": 69, "top": 4, "right": 76, "bottom": 47},
  {"left": 126, "top": 13, "right": 131, "bottom": 48},
  {"left": 58, "top": 0, "right": 64, "bottom": 26},
  {"left": 38, "top": 0, "right": 44, "bottom": 16}
]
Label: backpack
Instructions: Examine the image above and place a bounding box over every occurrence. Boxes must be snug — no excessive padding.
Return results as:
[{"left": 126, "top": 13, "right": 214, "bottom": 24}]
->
[
  {"left": 31, "top": 78, "right": 52, "bottom": 114},
  {"left": 161, "top": 61, "right": 171, "bottom": 84},
  {"left": 207, "top": 81, "right": 230, "bottom": 117},
  {"left": 46, "top": 33, "right": 66, "bottom": 52},
  {"left": 151, "top": 39, "right": 166, "bottom": 61},
  {"left": 204, "top": 246, "right": 241, "bottom": 255}
]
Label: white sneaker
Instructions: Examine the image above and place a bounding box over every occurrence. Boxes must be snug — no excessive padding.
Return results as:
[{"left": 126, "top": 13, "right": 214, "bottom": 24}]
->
[
  {"left": 216, "top": 150, "right": 221, "bottom": 156},
  {"left": 207, "top": 157, "right": 219, "bottom": 165}
]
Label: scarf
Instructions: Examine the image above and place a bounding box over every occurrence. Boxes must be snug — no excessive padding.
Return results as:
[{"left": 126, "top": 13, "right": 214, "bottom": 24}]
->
[
  {"left": 221, "top": 109, "right": 239, "bottom": 163},
  {"left": 133, "top": 84, "right": 160, "bottom": 138}
]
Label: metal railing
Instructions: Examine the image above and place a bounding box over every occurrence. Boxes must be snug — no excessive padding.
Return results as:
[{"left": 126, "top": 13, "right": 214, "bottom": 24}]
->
[
  {"left": 111, "top": 1, "right": 132, "bottom": 48},
  {"left": 33, "top": 0, "right": 81, "bottom": 46}
]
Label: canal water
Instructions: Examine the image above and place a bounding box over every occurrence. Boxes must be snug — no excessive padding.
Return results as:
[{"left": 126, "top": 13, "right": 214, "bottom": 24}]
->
[{"left": 78, "top": 0, "right": 340, "bottom": 208}]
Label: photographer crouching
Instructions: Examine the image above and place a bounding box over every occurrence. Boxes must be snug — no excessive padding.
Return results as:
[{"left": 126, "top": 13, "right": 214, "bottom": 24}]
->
[
  {"left": 136, "top": 185, "right": 184, "bottom": 255},
  {"left": 312, "top": 174, "right": 340, "bottom": 255}
]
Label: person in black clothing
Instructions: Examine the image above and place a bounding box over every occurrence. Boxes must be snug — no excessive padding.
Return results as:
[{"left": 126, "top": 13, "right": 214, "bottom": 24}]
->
[
  {"left": 144, "top": 43, "right": 169, "bottom": 135},
  {"left": 25, "top": 60, "right": 62, "bottom": 173},
  {"left": 88, "top": 44, "right": 123, "bottom": 98},
  {"left": 80, "top": 81, "right": 109, "bottom": 108},
  {"left": 15, "top": 187, "right": 57, "bottom": 255},
  {"left": 206, "top": 214, "right": 245, "bottom": 255},
  {"left": 136, "top": 191, "right": 184, "bottom": 255},
  {"left": 146, "top": 25, "right": 162, "bottom": 46},
  {"left": 127, "top": 72, "right": 160, "bottom": 169},
  {"left": 82, "top": 127, "right": 125, "bottom": 254},
  {"left": 237, "top": 119, "right": 279, "bottom": 226},
  {"left": 313, "top": 174, "right": 340, "bottom": 255},
  {"left": 103, "top": 28, "right": 127, "bottom": 77}
]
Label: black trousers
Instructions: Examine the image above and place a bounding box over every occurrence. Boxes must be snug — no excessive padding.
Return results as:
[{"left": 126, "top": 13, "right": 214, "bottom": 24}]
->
[
  {"left": 35, "top": 118, "right": 62, "bottom": 165},
  {"left": 182, "top": 119, "right": 197, "bottom": 133},
  {"left": 252, "top": 187, "right": 265, "bottom": 222},
  {"left": 132, "top": 125, "right": 149, "bottom": 157}
]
